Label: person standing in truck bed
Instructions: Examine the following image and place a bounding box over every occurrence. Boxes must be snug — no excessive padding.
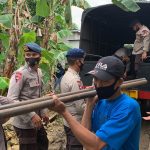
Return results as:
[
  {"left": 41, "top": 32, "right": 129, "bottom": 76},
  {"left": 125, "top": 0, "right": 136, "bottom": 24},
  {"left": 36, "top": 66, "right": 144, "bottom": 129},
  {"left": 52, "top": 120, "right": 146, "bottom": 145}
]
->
[{"left": 130, "top": 20, "right": 150, "bottom": 76}]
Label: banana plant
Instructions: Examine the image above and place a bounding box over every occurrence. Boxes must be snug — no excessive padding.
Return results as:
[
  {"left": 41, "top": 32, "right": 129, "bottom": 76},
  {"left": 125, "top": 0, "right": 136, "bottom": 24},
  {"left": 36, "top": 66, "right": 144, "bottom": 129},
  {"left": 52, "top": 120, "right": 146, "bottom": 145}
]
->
[
  {"left": 0, "top": 0, "right": 141, "bottom": 94},
  {"left": 112, "top": 0, "right": 140, "bottom": 12},
  {"left": 0, "top": 77, "right": 9, "bottom": 95}
]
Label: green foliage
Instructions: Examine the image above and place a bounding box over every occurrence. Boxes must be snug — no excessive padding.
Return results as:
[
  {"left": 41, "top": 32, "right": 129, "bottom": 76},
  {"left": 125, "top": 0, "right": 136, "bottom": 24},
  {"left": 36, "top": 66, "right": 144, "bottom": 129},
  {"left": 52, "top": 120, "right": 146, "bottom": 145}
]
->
[
  {"left": 0, "top": 77, "right": 9, "bottom": 90},
  {"left": 0, "top": 32, "right": 9, "bottom": 50},
  {"left": 36, "top": 0, "right": 50, "bottom": 17},
  {"left": 71, "top": 0, "right": 90, "bottom": 9},
  {"left": 112, "top": 0, "right": 140, "bottom": 12},
  {"left": 57, "top": 29, "right": 72, "bottom": 41},
  {"left": 0, "top": 0, "right": 7, "bottom": 4},
  {"left": 31, "top": 15, "right": 44, "bottom": 24},
  {"left": 0, "top": 14, "right": 13, "bottom": 28},
  {"left": 18, "top": 31, "right": 36, "bottom": 48},
  {"left": 72, "top": 23, "right": 79, "bottom": 30},
  {"left": 17, "top": 31, "right": 36, "bottom": 66},
  {"left": 26, "top": 0, "right": 36, "bottom": 16},
  {"left": 55, "top": 13, "right": 67, "bottom": 31},
  {"left": 0, "top": 52, "right": 5, "bottom": 63},
  {"left": 40, "top": 40, "right": 71, "bottom": 84},
  {"left": 0, "top": 0, "right": 7, "bottom": 14},
  {"left": 65, "top": 1, "right": 72, "bottom": 27},
  {"left": 0, "top": 0, "right": 90, "bottom": 93}
]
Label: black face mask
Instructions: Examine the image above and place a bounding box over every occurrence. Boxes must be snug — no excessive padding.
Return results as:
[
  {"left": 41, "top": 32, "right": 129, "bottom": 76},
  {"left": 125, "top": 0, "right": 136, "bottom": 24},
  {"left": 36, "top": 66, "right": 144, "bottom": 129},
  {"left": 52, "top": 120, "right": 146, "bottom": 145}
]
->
[
  {"left": 122, "top": 60, "right": 127, "bottom": 66},
  {"left": 95, "top": 79, "right": 119, "bottom": 100},
  {"left": 25, "top": 58, "right": 40, "bottom": 67},
  {"left": 79, "top": 61, "right": 84, "bottom": 71}
]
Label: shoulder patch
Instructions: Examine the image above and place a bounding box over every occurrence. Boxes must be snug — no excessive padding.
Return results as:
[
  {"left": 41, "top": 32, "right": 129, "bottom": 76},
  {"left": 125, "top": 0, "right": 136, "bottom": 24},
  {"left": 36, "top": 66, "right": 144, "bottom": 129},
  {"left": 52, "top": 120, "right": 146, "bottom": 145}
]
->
[{"left": 15, "top": 72, "right": 22, "bottom": 82}]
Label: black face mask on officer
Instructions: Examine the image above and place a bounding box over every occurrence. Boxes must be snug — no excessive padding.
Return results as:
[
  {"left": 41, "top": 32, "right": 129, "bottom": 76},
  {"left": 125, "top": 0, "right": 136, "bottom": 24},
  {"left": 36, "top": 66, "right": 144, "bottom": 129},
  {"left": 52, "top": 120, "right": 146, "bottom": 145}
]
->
[
  {"left": 25, "top": 57, "right": 41, "bottom": 67},
  {"left": 78, "top": 60, "right": 84, "bottom": 70},
  {"left": 95, "top": 79, "right": 119, "bottom": 100}
]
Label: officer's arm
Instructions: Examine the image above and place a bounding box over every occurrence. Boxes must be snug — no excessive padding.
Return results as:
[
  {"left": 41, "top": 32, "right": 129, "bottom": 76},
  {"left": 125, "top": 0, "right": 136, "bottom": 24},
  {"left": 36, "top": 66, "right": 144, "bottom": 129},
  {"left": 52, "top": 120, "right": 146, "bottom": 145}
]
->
[
  {"left": 143, "top": 36, "right": 150, "bottom": 52},
  {"left": 0, "top": 96, "right": 14, "bottom": 105},
  {"left": 71, "top": 79, "right": 85, "bottom": 114},
  {"left": 7, "top": 72, "right": 36, "bottom": 121},
  {"left": 7, "top": 72, "right": 24, "bottom": 100},
  {"left": 142, "top": 32, "right": 150, "bottom": 52},
  {"left": 0, "top": 96, "right": 15, "bottom": 124}
]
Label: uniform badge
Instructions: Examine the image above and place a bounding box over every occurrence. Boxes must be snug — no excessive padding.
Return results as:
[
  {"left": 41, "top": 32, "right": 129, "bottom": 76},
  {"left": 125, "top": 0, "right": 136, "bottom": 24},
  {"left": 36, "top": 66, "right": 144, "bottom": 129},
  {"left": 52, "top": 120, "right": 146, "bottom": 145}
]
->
[
  {"left": 29, "top": 80, "right": 39, "bottom": 87},
  {"left": 15, "top": 72, "right": 22, "bottom": 82}
]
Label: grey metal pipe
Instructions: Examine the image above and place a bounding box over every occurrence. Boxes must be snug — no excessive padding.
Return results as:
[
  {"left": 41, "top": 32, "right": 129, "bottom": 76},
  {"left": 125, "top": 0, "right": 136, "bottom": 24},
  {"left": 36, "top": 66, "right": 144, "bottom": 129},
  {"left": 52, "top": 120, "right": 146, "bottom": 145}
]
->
[
  {"left": 0, "top": 78, "right": 146, "bottom": 110},
  {"left": 0, "top": 87, "right": 94, "bottom": 110},
  {"left": 0, "top": 90, "right": 96, "bottom": 118},
  {"left": 0, "top": 78, "right": 147, "bottom": 118}
]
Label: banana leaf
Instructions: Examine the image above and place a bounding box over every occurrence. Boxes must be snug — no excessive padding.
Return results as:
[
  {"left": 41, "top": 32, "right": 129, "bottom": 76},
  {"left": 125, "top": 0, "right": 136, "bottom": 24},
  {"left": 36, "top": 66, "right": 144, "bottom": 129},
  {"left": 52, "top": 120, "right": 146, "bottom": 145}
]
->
[{"left": 112, "top": 0, "right": 140, "bottom": 12}]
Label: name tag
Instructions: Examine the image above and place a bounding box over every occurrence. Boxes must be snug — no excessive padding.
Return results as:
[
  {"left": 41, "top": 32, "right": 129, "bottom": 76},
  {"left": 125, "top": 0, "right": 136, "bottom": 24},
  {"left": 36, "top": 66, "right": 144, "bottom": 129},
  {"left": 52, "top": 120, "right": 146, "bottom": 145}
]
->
[{"left": 29, "top": 80, "right": 39, "bottom": 87}]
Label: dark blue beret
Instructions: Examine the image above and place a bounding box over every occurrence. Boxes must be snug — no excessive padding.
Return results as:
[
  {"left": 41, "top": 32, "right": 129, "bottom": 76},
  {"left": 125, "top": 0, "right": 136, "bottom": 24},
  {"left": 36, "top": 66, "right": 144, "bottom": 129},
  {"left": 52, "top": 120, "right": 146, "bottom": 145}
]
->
[
  {"left": 25, "top": 42, "right": 42, "bottom": 54},
  {"left": 66, "top": 48, "right": 85, "bottom": 58}
]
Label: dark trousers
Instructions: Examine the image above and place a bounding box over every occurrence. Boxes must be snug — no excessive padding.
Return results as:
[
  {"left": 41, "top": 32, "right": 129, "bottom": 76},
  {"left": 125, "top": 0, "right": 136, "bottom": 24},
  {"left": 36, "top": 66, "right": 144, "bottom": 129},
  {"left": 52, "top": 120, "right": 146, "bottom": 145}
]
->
[
  {"left": 2, "top": 126, "right": 7, "bottom": 150},
  {"left": 135, "top": 54, "right": 142, "bottom": 71},
  {"left": 64, "top": 126, "right": 83, "bottom": 150},
  {"left": 14, "top": 126, "right": 48, "bottom": 150}
]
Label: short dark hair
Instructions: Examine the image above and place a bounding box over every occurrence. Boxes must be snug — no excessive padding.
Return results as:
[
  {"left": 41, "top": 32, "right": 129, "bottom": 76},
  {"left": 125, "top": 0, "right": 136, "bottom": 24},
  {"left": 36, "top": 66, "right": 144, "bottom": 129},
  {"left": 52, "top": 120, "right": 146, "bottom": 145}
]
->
[
  {"left": 114, "top": 48, "right": 131, "bottom": 58},
  {"left": 129, "top": 19, "right": 141, "bottom": 27}
]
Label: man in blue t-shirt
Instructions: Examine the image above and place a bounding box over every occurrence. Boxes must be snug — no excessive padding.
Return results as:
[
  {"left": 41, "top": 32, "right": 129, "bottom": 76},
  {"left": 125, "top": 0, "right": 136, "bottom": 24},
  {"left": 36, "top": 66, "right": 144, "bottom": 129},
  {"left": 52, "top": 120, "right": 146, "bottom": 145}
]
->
[{"left": 51, "top": 56, "right": 141, "bottom": 150}]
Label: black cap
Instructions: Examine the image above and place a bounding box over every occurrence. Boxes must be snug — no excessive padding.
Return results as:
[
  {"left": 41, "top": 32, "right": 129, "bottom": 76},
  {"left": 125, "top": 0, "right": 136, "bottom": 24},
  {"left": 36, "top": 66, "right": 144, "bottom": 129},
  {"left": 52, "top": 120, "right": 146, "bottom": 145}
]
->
[{"left": 86, "top": 56, "right": 125, "bottom": 80}]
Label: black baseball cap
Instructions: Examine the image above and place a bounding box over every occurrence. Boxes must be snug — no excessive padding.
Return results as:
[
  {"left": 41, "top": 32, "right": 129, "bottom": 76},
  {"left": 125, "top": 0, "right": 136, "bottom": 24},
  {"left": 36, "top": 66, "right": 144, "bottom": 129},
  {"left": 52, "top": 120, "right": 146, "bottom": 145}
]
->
[{"left": 86, "top": 56, "right": 125, "bottom": 80}]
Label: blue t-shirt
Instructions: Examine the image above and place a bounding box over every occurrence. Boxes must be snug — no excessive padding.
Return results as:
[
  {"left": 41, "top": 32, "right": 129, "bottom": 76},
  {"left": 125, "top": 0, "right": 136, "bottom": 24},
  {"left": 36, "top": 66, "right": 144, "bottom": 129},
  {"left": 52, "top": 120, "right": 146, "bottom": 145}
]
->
[{"left": 92, "top": 94, "right": 141, "bottom": 150}]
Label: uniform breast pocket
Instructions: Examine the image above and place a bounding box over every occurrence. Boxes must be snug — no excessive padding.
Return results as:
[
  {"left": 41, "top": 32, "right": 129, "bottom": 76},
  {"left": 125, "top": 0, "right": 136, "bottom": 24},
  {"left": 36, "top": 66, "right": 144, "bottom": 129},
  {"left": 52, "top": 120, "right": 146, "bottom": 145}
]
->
[{"left": 29, "top": 80, "right": 40, "bottom": 88}]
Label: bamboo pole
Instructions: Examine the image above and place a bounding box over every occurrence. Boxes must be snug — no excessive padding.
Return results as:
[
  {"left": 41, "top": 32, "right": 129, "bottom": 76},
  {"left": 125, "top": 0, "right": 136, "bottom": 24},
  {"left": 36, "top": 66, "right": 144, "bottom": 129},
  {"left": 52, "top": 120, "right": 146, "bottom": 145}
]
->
[{"left": 0, "top": 78, "right": 147, "bottom": 118}]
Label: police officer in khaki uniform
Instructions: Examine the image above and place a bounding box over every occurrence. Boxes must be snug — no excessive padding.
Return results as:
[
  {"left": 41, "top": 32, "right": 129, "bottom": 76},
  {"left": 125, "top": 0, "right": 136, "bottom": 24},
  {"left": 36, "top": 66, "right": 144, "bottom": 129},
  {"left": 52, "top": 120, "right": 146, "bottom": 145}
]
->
[
  {"left": 7, "top": 43, "right": 49, "bottom": 150},
  {"left": 60, "top": 48, "right": 86, "bottom": 150},
  {"left": 130, "top": 20, "right": 150, "bottom": 75}
]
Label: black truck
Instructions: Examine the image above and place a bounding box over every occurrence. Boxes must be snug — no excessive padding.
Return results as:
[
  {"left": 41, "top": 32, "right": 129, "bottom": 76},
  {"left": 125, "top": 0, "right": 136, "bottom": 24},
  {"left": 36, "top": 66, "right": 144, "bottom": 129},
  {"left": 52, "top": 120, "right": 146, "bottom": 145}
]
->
[{"left": 79, "top": 2, "right": 150, "bottom": 114}]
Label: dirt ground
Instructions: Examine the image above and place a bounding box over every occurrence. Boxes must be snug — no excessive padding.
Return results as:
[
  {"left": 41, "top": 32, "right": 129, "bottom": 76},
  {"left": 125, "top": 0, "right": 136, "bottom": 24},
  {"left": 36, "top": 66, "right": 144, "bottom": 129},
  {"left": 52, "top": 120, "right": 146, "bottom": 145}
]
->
[
  {"left": 4, "top": 111, "right": 66, "bottom": 150},
  {"left": 3, "top": 113, "right": 150, "bottom": 150},
  {"left": 140, "top": 120, "right": 150, "bottom": 150}
]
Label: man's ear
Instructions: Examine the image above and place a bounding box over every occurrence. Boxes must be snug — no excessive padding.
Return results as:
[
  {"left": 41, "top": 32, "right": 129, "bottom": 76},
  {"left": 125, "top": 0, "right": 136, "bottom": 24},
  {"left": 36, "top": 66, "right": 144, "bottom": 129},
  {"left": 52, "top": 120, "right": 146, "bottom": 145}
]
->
[
  {"left": 76, "top": 59, "right": 80, "bottom": 65},
  {"left": 114, "top": 78, "right": 124, "bottom": 89}
]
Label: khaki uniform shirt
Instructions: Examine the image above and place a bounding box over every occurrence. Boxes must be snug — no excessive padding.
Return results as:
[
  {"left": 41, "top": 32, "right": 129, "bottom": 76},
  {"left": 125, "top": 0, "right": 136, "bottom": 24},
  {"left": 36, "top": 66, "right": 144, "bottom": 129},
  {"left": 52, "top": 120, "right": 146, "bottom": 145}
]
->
[
  {"left": 0, "top": 96, "right": 14, "bottom": 150},
  {"left": 60, "top": 68, "right": 85, "bottom": 127},
  {"left": 7, "top": 65, "right": 47, "bottom": 129},
  {"left": 133, "top": 25, "right": 150, "bottom": 55}
]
